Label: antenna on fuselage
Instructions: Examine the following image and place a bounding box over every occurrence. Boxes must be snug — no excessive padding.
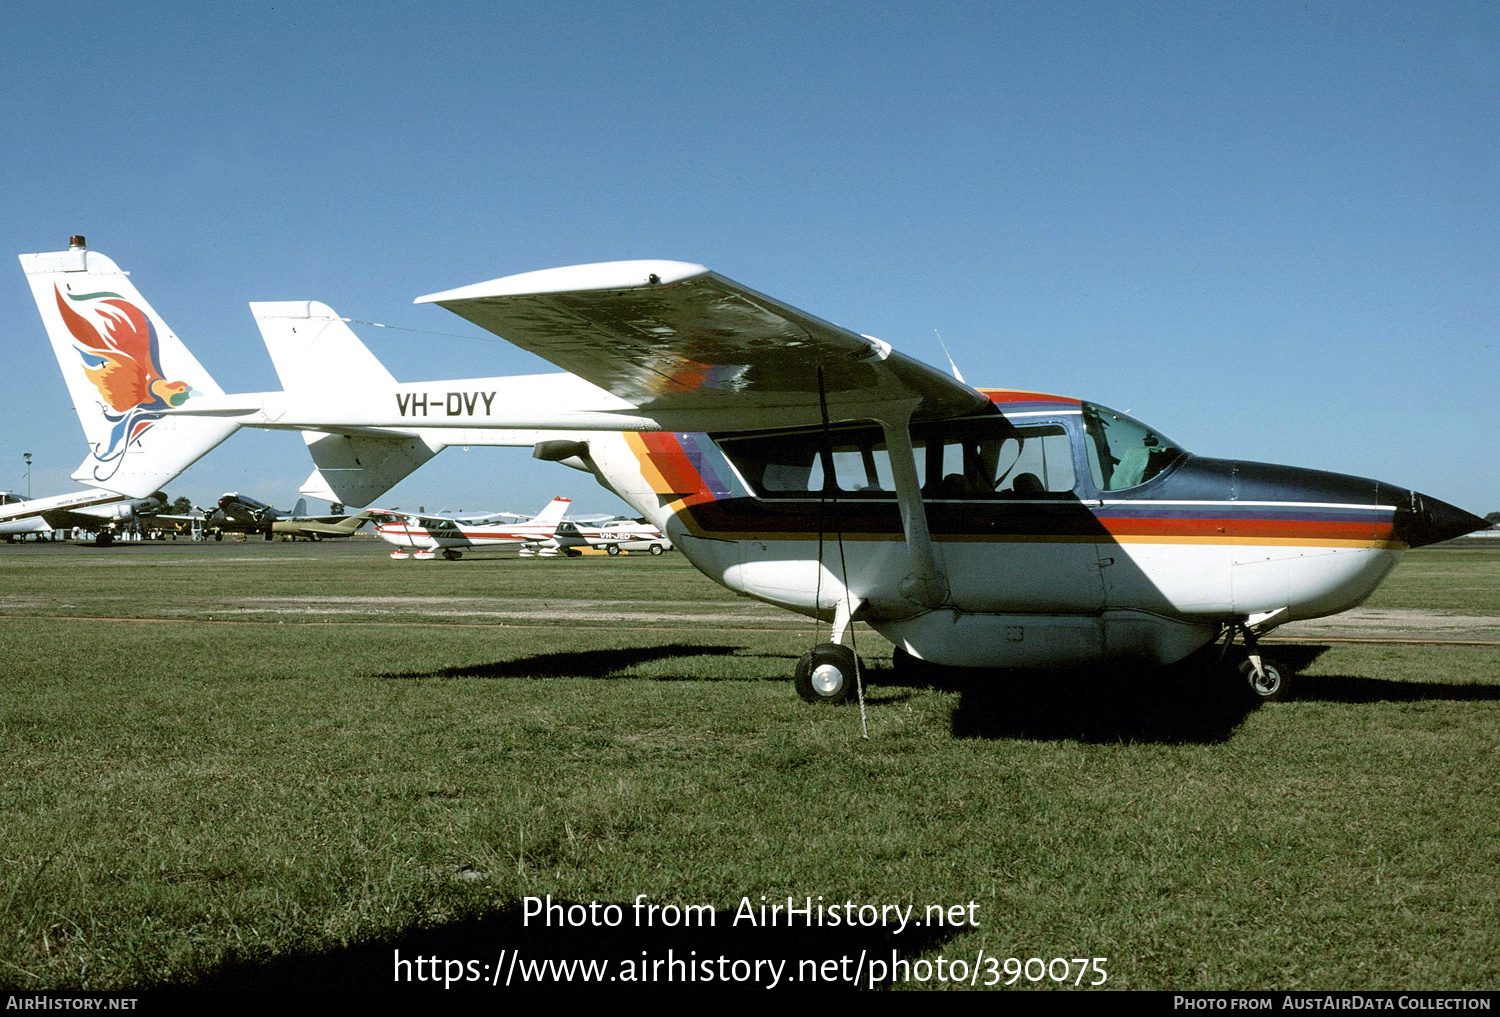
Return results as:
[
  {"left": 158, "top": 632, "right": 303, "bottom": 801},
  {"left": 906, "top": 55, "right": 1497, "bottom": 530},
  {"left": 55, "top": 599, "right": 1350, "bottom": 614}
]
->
[{"left": 934, "top": 330, "right": 966, "bottom": 384}]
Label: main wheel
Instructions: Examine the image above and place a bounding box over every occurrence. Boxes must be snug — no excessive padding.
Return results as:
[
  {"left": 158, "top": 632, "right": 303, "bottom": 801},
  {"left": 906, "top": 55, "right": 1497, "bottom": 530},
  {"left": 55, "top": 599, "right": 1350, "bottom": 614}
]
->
[
  {"left": 606, "top": 544, "right": 621, "bottom": 556},
  {"left": 442, "top": 549, "right": 462, "bottom": 561},
  {"left": 649, "top": 543, "right": 664, "bottom": 555},
  {"left": 890, "top": 645, "right": 937, "bottom": 684},
  {"left": 793, "top": 643, "right": 859, "bottom": 705},
  {"left": 1240, "top": 657, "right": 1289, "bottom": 702}
]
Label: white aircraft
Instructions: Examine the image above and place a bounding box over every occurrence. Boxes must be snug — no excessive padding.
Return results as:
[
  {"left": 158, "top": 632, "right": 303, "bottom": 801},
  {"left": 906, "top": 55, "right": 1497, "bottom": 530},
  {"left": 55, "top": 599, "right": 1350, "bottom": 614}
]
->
[
  {"left": 50, "top": 246, "right": 1490, "bottom": 705},
  {"left": 535, "top": 518, "right": 672, "bottom": 557},
  {"left": 9, "top": 238, "right": 239, "bottom": 536},
  {"left": 370, "top": 496, "right": 572, "bottom": 559},
  {"left": 0, "top": 489, "right": 167, "bottom": 543}
]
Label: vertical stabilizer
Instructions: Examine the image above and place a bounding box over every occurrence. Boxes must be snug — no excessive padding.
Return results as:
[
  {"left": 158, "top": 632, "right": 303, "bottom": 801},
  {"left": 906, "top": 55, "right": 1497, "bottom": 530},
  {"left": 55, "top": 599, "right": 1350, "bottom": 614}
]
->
[
  {"left": 18, "top": 237, "right": 238, "bottom": 498},
  {"left": 252, "top": 301, "right": 443, "bottom": 507},
  {"left": 531, "top": 496, "right": 572, "bottom": 527}
]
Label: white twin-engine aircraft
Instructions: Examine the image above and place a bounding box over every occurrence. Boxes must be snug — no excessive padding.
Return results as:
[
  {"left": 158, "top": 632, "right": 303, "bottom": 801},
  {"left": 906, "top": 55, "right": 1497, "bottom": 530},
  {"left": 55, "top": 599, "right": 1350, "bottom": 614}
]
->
[{"left": 20, "top": 241, "right": 1488, "bottom": 706}]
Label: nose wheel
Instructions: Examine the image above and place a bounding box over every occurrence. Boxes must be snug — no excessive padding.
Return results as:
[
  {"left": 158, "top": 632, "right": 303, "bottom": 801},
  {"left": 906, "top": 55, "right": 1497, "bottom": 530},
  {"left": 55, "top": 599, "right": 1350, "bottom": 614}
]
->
[
  {"left": 1224, "top": 623, "right": 1291, "bottom": 702},
  {"left": 1240, "top": 656, "right": 1287, "bottom": 701}
]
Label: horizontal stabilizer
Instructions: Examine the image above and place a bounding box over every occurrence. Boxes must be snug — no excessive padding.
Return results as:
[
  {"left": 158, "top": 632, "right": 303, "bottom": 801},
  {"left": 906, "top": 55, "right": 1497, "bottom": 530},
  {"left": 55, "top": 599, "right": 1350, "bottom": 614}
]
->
[{"left": 298, "top": 430, "right": 444, "bottom": 507}]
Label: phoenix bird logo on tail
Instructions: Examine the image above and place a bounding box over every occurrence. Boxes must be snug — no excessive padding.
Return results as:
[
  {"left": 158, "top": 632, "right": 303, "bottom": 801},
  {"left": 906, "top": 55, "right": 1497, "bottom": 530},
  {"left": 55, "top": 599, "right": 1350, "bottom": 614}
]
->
[{"left": 54, "top": 285, "right": 195, "bottom": 478}]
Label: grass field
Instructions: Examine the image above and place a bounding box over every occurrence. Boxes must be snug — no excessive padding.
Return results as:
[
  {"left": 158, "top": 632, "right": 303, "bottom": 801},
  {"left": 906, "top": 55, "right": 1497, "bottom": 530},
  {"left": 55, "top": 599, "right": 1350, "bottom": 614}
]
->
[{"left": 1, "top": 543, "right": 1496, "bottom": 990}]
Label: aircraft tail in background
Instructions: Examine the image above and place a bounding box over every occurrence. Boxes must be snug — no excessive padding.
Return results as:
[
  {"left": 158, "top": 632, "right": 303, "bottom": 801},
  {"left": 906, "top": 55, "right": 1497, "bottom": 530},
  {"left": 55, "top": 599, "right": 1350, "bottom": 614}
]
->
[
  {"left": 530, "top": 496, "right": 572, "bottom": 528},
  {"left": 18, "top": 237, "right": 238, "bottom": 498}
]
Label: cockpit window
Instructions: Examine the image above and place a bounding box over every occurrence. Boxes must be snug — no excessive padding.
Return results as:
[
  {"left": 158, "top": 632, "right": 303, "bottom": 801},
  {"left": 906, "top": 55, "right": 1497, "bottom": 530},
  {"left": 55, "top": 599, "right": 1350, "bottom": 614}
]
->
[{"left": 1080, "top": 402, "right": 1185, "bottom": 491}]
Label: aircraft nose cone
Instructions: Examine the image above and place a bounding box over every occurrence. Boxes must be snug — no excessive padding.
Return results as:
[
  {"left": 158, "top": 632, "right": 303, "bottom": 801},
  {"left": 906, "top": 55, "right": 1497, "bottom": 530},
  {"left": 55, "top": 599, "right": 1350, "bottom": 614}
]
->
[{"left": 1395, "top": 491, "right": 1490, "bottom": 548}]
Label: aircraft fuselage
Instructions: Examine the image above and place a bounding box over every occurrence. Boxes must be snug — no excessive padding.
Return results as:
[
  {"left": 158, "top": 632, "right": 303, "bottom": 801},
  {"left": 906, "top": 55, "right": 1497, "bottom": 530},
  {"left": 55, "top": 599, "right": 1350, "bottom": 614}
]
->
[{"left": 572, "top": 390, "right": 1480, "bottom": 669}]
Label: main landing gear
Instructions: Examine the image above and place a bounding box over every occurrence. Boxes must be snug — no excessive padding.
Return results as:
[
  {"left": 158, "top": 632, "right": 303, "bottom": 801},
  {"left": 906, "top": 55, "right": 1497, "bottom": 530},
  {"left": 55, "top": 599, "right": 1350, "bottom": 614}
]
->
[{"left": 793, "top": 643, "right": 861, "bottom": 705}]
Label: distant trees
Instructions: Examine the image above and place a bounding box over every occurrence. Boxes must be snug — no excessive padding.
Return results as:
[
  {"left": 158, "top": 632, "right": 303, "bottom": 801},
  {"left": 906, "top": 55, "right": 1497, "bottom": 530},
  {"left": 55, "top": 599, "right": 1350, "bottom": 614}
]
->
[
  {"left": 170, "top": 496, "right": 194, "bottom": 516},
  {"left": 1486, "top": 511, "right": 1500, "bottom": 527}
]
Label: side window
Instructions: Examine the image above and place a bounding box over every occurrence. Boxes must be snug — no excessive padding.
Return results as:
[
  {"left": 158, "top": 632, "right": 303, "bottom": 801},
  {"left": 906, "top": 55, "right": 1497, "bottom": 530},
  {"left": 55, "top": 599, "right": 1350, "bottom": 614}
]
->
[
  {"left": 715, "top": 418, "right": 1082, "bottom": 499},
  {"left": 992, "top": 427, "right": 1075, "bottom": 495}
]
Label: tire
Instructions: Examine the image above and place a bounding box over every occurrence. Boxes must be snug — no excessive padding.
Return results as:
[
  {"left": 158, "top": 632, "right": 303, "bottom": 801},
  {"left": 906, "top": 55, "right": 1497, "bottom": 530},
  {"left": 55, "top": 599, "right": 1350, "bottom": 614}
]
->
[
  {"left": 1240, "top": 657, "right": 1289, "bottom": 702},
  {"left": 793, "top": 643, "right": 859, "bottom": 705},
  {"left": 442, "top": 549, "right": 462, "bottom": 561},
  {"left": 890, "top": 645, "right": 935, "bottom": 684},
  {"left": 606, "top": 545, "right": 621, "bottom": 556},
  {"left": 649, "top": 543, "right": 664, "bottom": 555}
]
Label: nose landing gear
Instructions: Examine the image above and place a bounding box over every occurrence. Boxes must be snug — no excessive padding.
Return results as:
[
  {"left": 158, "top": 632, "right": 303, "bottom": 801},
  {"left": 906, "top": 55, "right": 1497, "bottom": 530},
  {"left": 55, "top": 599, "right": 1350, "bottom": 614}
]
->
[{"left": 1222, "top": 622, "right": 1290, "bottom": 702}]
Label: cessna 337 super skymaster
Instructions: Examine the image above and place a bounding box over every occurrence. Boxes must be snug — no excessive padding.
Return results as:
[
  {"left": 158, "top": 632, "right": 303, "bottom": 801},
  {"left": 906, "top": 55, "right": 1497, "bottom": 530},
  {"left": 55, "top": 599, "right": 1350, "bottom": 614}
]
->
[{"left": 31, "top": 242, "right": 1487, "bottom": 705}]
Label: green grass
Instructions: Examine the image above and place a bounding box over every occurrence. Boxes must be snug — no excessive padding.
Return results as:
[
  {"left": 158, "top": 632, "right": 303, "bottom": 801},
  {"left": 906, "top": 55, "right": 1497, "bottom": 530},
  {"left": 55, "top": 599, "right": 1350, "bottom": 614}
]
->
[
  {"left": 0, "top": 545, "right": 1496, "bottom": 990},
  {"left": 1359, "top": 546, "right": 1500, "bottom": 614}
]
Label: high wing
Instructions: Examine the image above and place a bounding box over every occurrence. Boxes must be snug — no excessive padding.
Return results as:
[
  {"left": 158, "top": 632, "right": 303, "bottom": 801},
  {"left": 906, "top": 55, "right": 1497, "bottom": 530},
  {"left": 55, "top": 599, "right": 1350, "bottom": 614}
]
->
[{"left": 415, "top": 261, "right": 991, "bottom": 431}]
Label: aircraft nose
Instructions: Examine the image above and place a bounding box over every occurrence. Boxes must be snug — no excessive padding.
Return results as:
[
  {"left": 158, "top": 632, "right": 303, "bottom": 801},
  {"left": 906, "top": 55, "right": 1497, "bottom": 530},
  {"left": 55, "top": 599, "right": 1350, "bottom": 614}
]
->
[{"left": 1394, "top": 491, "right": 1490, "bottom": 548}]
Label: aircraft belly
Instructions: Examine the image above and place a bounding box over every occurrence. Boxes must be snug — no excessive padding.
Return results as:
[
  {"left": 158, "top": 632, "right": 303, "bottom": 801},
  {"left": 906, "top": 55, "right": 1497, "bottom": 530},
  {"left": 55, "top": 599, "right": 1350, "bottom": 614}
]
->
[
  {"left": 875, "top": 613, "right": 1105, "bottom": 668},
  {"left": 0, "top": 517, "right": 53, "bottom": 535}
]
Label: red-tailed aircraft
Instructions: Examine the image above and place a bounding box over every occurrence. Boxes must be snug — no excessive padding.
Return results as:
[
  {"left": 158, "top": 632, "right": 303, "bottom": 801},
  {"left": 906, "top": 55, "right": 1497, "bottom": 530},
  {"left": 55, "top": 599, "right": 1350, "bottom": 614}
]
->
[
  {"left": 369, "top": 497, "right": 572, "bottom": 559},
  {"left": 34, "top": 245, "right": 1487, "bottom": 704}
]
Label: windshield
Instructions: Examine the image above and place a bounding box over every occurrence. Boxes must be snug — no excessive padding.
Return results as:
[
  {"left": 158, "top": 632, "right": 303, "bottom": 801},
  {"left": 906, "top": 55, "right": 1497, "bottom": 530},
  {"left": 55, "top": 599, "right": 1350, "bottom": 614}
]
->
[{"left": 1081, "top": 402, "right": 1186, "bottom": 491}]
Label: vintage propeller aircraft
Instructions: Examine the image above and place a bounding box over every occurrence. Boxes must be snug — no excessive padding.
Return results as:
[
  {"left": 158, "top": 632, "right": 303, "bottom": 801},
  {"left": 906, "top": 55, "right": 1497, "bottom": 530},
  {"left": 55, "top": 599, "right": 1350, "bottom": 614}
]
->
[
  {"left": 200, "top": 492, "right": 372, "bottom": 541},
  {"left": 22, "top": 242, "right": 1489, "bottom": 705},
  {"left": 369, "top": 496, "right": 572, "bottom": 559}
]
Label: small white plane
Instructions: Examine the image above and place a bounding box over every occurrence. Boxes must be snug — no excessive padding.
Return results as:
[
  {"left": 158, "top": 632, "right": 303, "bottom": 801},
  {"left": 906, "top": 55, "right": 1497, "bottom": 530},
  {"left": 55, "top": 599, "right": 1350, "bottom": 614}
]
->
[
  {"left": 31, "top": 243, "right": 1489, "bottom": 707},
  {"left": 0, "top": 488, "right": 167, "bottom": 544},
  {"left": 534, "top": 518, "right": 672, "bottom": 557},
  {"left": 370, "top": 496, "right": 572, "bottom": 559}
]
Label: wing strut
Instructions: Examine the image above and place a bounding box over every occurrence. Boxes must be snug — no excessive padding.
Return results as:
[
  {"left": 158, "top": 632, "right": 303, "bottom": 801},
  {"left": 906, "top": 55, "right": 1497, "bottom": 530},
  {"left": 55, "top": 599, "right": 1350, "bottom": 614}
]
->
[{"left": 879, "top": 410, "right": 948, "bottom": 609}]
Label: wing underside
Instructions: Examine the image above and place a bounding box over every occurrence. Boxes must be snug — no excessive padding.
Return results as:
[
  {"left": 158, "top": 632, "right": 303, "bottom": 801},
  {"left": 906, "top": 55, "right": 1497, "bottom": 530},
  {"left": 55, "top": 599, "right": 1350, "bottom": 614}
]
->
[{"left": 417, "top": 261, "right": 989, "bottom": 428}]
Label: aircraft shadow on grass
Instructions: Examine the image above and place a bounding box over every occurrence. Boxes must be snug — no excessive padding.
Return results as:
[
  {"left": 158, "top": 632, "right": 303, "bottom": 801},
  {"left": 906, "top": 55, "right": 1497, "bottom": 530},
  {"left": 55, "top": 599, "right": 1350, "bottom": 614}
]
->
[
  {"left": 865, "top": 643, "right": 1337, "bottom": 746},
  {"left": 1286, "top": 672, "right": 1500, "bottom": 704},
  {"left": 381, "top": 644, "right": 751, "bottom": 682},
  {"left": 179, "top": 900, "right": 959, "bottom": 990}
]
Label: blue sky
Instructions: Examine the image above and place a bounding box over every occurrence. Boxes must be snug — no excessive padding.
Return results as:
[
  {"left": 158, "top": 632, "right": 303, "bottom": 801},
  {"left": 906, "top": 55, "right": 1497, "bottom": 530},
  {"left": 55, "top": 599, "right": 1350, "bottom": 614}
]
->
[{"left": 1, "top": 1, "right": 1495, "bottom": 516}]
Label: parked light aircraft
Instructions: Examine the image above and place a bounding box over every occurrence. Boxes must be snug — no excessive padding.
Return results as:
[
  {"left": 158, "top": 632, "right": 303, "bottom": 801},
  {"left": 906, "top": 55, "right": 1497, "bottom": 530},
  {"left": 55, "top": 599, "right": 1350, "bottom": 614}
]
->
[
  {"left": 532, "top": 518, "right": 672, "bottom": 557},
  {"left": 370, "top": 496, "right": 572, "bottom": 559},
  {"left": 203, "top": 493, "right": 372, "bottom": 541},
  {"left": 31, "top": 243, "right": 1488, "bottom": 706}
]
